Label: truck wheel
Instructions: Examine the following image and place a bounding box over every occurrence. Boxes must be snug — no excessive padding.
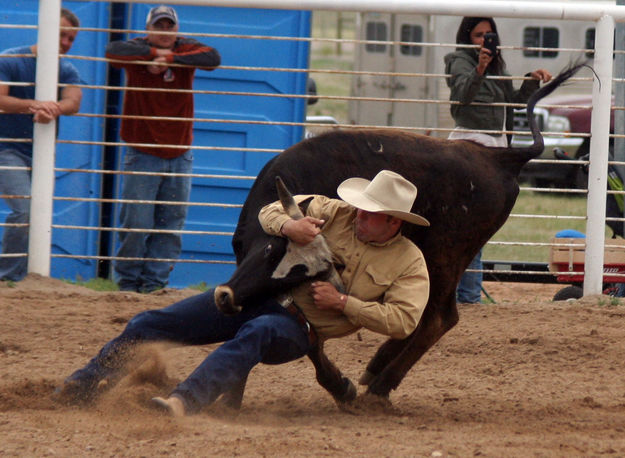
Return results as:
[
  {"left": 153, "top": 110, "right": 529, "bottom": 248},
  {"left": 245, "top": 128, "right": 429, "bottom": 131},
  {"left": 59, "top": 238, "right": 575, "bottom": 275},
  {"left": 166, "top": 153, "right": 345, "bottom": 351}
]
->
[{"left": 553, "top": 285, "right": 583, "bottom": 301}]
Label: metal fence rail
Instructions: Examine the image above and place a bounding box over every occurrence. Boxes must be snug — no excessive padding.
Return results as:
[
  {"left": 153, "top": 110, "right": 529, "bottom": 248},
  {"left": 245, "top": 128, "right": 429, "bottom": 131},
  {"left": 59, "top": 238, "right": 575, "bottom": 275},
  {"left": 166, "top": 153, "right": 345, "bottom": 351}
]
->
[{"left": 1, "top": 0, "right": 625, "bottom": 294}]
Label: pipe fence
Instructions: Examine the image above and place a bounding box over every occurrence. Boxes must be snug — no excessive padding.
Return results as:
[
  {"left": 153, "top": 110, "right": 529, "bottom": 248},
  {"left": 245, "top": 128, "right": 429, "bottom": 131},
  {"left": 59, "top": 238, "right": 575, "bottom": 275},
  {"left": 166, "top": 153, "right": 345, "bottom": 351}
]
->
[{"left": 1, "top": 0, "right": 624, "bottom": 295}]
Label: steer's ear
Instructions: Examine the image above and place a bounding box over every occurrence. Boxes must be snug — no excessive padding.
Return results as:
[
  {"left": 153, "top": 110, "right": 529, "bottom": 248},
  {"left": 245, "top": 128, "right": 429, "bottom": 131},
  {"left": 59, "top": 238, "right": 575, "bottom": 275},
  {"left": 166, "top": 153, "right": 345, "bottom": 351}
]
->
[{"left": 298, "top": 196, "right": 314, "bottom": 216}]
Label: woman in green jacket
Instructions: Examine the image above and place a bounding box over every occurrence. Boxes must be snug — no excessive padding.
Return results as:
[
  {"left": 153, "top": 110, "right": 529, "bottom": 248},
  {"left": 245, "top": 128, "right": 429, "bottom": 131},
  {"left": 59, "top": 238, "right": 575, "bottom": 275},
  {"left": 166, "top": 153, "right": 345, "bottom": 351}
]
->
[{"left": 444, "top": 16, "right": 552, "bottom": 303}]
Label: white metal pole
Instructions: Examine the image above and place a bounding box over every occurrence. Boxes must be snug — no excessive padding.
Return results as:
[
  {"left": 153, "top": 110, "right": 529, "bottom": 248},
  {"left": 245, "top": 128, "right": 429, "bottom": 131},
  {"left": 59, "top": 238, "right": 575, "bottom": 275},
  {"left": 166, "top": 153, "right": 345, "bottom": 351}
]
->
[
  {"left": 584, "top": 15, "right": 614, "bottom": 296},
  {"left": 616, "top": 1, "right": 625, "bottom": 237},
  {"left": 28, "top": 0, "right": 61, "bottom": 277}
]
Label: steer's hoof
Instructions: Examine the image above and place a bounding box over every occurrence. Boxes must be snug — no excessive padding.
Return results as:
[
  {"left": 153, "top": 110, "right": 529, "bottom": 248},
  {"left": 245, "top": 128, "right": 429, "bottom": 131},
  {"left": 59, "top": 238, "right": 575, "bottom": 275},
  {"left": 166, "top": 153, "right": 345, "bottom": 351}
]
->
[
  {"left": 359, "top": 393, "right": 399, "bottom": 414},
  {"left": 358, "top": 370, "right": 375, "bottom": 386},
  {"left": 333, "top": 376, "right": 357, "bottom": 404},
  {"left": 337, "top": 392, "right": 398, "bottom": 416}
]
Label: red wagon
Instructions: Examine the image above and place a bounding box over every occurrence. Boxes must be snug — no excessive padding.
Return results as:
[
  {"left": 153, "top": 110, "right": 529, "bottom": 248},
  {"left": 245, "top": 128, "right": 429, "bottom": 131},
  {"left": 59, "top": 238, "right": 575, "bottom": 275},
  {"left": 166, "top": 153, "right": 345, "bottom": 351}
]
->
[{"left": 549, "top": 237, "right": 625, "bottom": 300}]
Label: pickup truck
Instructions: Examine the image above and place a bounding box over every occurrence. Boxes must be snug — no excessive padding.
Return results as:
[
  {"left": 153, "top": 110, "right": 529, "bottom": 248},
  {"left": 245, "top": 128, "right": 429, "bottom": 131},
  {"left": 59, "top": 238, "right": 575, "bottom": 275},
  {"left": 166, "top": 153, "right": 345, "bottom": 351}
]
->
[{"left": 511, "top": 93, "right": 615, "bottom": 188}]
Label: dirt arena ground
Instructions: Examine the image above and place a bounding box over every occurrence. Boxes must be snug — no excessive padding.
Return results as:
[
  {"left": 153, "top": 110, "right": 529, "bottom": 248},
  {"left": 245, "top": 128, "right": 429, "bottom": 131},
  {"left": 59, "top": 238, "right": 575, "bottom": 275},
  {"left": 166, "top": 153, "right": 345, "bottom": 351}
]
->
[{"left": 1, "top": 275, "right": 625, "bottom": 457}]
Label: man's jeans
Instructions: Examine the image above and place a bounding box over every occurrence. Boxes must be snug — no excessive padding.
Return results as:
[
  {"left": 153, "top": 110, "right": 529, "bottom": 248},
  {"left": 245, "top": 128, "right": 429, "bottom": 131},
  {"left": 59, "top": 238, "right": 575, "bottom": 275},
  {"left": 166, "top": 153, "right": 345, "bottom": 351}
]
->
[
  {"left": 61, "top": 290, "right": 311, "bottom": 412},
  {"left": 114, "top": 147, "right": 193, "bottom": 291},
  {"left": 457, "top": 249, "right": 483, "bottom": 304},
  {"left": 0, "top": 148, "right": 31, "bottom": 281}
]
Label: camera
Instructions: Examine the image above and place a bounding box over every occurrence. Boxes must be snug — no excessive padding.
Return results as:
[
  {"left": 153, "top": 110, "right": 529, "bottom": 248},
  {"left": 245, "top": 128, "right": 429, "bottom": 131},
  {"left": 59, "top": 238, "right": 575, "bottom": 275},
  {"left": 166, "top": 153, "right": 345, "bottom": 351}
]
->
[{"left": 483, "top": 32, "right": 499, "bottom": 56}]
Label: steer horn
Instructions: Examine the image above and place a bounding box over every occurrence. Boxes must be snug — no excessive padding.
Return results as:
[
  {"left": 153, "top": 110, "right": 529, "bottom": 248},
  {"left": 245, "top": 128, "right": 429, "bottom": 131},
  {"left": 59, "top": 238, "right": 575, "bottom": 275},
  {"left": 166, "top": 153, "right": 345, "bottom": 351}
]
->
[{"left": 276, "top": 176, "right": 305, "bottom": 220}]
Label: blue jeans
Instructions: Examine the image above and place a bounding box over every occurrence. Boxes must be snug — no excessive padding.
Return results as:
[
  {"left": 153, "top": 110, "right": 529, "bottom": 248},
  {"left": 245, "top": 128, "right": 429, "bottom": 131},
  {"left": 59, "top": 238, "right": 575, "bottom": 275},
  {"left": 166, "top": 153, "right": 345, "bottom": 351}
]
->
[
  {"left": 457, "top": 249, "right": 482, "bottom": 303},
  {"left": 61, "top": 290, "right": 311, "bottom": 412},
  {"left": 114, "top": 147, "right": 193, "bottom": 291},
  {"left": 0, "top": 148, "right": 31, "bottom": 281}
]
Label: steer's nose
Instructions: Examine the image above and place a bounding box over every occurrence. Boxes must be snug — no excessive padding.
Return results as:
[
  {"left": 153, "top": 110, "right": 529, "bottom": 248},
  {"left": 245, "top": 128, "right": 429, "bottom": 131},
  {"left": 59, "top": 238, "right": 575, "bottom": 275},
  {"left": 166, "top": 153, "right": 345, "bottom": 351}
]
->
[{"left": 214, "top": 285, "right": 242, "bottom": 315}]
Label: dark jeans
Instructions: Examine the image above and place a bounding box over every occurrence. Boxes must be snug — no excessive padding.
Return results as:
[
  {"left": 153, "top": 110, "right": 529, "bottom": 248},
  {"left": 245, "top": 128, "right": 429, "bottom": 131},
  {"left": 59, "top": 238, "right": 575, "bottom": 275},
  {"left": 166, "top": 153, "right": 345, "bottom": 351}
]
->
[
  {"left": 63, "top": 290, "right": 311, "bottom": 412},
  {"left": 457, "top": 249, "right": 483, "bottom": 304},
  {"left": 0, "top": 148, "right": 31, "bottom": 281},
  {"left": 114, "top": 147, "right": 193, "bottom": 291}
]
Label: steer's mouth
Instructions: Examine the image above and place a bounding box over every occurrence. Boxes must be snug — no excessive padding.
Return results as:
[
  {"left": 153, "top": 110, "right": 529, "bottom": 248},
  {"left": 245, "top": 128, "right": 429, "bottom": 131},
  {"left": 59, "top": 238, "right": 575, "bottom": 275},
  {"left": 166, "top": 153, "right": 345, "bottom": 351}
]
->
[{"left": 214, "top": 285, "right": 242, "bottom": 315}]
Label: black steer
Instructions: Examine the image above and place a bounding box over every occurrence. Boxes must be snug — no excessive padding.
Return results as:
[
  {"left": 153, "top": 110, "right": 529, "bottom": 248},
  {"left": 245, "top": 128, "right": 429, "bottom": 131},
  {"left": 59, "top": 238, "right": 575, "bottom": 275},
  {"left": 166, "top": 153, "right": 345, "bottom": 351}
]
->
[
  {"left": 216, "top": 63, "right": 585, "bottom": 407},
  {"left": 215, "top": 176, "right": 343, "bottom": 315}
]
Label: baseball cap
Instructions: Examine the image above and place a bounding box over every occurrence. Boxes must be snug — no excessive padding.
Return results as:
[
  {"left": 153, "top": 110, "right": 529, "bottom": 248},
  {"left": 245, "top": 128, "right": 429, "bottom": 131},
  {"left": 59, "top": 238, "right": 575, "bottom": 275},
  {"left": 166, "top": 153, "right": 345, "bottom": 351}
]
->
[{"left": 146, "top": 5, "right": 178, "bottom": 26}]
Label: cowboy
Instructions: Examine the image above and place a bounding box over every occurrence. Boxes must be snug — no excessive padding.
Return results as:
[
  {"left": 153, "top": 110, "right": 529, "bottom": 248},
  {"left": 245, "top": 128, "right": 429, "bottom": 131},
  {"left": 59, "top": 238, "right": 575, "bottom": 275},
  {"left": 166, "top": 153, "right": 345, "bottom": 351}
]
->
[{"left": 54, "top": 170, "right": 430, "bottom": 416}]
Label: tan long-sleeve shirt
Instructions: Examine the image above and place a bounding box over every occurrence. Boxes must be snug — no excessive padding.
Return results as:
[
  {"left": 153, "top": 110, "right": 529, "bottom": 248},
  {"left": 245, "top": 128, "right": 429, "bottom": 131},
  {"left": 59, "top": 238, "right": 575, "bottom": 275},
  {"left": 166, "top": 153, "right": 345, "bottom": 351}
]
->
[{"left": 258, "top": 195, "right": 429, "bottom": 340}]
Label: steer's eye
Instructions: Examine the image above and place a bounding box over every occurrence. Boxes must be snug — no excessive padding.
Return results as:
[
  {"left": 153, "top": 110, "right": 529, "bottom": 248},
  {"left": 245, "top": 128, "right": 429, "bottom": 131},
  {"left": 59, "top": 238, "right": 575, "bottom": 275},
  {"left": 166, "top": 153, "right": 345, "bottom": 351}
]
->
[{"left": 264, "top": 244, "right": 272, "bottom": 256}]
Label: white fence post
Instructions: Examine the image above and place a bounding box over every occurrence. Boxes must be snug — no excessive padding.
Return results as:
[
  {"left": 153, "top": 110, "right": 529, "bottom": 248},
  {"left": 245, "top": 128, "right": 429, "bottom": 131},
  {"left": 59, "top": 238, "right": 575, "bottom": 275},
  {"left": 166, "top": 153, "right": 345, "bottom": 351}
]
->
[
  {"left": 28, "top": 0, "right": 61, "bottom": 276},
  {"left": 584, "top": 14, "right": 615, "bottom": 296}
]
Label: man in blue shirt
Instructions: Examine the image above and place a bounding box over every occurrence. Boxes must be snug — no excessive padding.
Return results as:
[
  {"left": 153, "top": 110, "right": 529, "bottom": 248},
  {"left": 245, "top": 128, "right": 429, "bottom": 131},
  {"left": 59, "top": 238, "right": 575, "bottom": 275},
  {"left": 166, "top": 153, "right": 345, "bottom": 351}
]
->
[{"left": 0, "top": 8, "right": 82, "bottom": 281}]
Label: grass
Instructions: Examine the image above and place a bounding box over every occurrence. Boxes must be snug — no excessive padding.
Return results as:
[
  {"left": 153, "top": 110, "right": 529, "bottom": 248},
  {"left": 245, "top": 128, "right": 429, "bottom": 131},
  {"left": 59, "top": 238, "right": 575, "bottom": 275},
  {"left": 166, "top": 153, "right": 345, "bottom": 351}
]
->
[
  {"left": 64, "top": 277, "right": 210, "bottom": 292},
  {"left": 597, "top": 296, "right": 624, "bottom": 306},
  {"left": 187, "top": 282, "right": 210, "bottom": 292},
  {"left": 485, "top": 191, "right": 589, "bottom": 262},
  {"left": 66, "top": 276, "right": 119, "bottom": 291}
]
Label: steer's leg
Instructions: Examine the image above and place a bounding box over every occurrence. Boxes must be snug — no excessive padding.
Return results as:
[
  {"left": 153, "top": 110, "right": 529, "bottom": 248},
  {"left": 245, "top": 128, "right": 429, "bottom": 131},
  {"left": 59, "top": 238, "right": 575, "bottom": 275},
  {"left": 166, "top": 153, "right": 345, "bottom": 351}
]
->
[
  {"left": 358, "top": 338, "right": 407, "bottom": 386},
  {"left": 307, "top": 341, "right": 356, "bottom": 404},
  {"left": 364, "top": 295, "right": 459, "bottom": 397}
]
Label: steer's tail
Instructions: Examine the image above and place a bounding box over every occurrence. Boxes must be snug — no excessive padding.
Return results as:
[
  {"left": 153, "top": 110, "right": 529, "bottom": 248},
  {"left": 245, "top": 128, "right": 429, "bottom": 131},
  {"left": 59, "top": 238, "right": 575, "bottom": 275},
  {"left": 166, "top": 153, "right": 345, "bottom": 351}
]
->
[{"left": 518, "top": 60, "right": 588, "bottom": 161}]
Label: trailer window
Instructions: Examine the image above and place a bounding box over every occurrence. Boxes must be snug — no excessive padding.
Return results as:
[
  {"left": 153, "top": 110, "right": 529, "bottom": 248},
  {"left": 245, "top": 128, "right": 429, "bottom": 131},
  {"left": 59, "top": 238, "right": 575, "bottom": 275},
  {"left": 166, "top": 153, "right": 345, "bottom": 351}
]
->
[
  {"left": 365, "top": 21, "right": 387, "bottom": 53},
  {"left": 522, "top": 27, "right": 559, "bottom": 58},
  {"left": 585, "top": 28, "right": 616, "bottom": 59},
  {"left": 585, "top": 29, "right": 594, "bottom": 58},
  {"left": 399, "top": 24, "right": 423, "bottom": 56}
]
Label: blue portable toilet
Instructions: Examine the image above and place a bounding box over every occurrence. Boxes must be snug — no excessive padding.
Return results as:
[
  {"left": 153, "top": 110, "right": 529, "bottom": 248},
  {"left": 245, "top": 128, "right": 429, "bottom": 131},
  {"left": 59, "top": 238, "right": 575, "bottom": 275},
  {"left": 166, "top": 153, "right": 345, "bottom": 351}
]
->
[
  {"left": 0, "top": 1, "right": 109, "bottom": 281},
  {"left": 109, "top": 4, "right": 312, "bottom": 288},
  {"left": 0, "top": 2, "right": 311, "bottom": 288}
]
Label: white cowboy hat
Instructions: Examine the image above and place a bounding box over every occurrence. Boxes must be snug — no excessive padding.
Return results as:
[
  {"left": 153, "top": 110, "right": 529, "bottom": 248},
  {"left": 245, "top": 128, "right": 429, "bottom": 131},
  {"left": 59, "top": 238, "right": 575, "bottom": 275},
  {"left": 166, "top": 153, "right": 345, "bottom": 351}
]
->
[{"left": 337, "top": 170, "right": 430, "bottom": 226}]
